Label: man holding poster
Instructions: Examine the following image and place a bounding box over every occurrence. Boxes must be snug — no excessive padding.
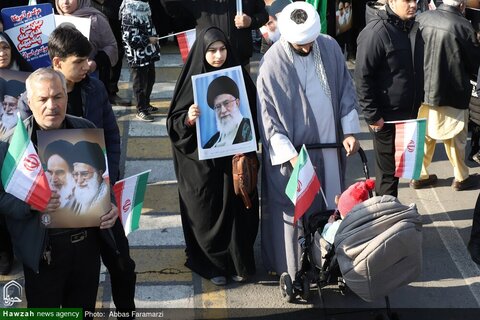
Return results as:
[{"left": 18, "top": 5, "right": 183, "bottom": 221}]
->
[{"left": 0, "top": 68, "right": 117, "bottom": 314}]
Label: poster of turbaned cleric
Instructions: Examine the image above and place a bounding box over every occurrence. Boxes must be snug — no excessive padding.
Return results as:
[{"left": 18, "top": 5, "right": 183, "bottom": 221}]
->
[
  {"left": 37, "top": 129, "right": 111, "bottom": 228},
  {"left": 192, "top": 66, "right": 257, "bottom": 160},
  {"left": 1, "top": 3, "right": 55, "bottom": 69},
  {"left": 0, "top": 69, "right": 29, "bottom": 138}
]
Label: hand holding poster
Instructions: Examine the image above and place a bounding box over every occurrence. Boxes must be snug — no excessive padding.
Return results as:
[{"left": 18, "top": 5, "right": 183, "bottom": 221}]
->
[{"left": 192, "top": 65, "right": 257, "bottom": 160}]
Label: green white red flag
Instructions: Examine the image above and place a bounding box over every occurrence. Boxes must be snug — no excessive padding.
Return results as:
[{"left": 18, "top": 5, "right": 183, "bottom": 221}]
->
[
  {"left": 1, "top": 117, "right": 51, "bottom": 211},
  {"left": 391, "top": 118, "right": 427, "bottom": 180},
  {"left": 285, "top": 145, "right": 321, "bottom": 225},
  {"left": 113, "top": 170, "right": 150, "bottom": 236}
]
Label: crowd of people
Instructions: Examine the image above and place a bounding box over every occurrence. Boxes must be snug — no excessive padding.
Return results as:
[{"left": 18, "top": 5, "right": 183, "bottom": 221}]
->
[{"left": 0, "top": 0, "right": 480, "bottom": 316}]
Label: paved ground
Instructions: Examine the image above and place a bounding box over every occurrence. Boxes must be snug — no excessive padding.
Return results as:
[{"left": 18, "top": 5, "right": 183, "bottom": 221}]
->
[{"left": 2, "top": 42, "right": 480, "bottom": 319}]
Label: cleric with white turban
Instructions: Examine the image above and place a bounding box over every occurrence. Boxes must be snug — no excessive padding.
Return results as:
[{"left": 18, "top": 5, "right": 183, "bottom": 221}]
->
[{"left": 256, "top": 0, "right": 361, "bottom": 279}]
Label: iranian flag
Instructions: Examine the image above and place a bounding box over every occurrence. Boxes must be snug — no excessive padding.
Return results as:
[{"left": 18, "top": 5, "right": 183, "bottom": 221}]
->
[
  {"left": 113, "top": 170, "right": 150, "bottom": 236},
  {"left": 1, "top": 117, "right": 51, "bottom": 211},
  {"left": 391, "top": 118, "right": 427, "bottom": 180},
  {"left": 285, "top": 145, "right": 321, "bottom": 225},
  {"left": 176, "top": 29, "right": 196, "bottom": 63}
]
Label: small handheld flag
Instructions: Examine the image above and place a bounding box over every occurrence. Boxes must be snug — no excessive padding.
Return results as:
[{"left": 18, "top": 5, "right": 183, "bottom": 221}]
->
[
  {"left": 389, "top": 119, "right": 427, "bottom": 180},
  {"left": 113, "top": 170, "right": 150, "bottom": 236},
  {"left": 176, "top": 29, "right": 196, "bottom": 63},
  {"left": 1, "top": 117, "right": 51, "bottom": 211},
  {"left": 285, "top": 145, "right": 321, "bottom": 225}
]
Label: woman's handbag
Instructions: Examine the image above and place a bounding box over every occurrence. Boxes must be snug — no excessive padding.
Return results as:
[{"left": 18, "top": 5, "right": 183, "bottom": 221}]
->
[{"left": 232, "top": 152, "right": 259, "bottom": 209}]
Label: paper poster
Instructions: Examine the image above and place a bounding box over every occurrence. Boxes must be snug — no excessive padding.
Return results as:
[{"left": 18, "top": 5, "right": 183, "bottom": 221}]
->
[
  {"left": 37, "top": 129, "right": 111, "bottom": 228},
  {"left": 192, "top": 66, "right": 257, "bottom": 160},
  {"left": 0, "top": 69, "right": 29, "bottom": 138},
  {"left": 1, "top": 3, "right": 56, "bottom": 69},
  {"left": 54, "top": 14, "right": 91, "bottom": 40}
]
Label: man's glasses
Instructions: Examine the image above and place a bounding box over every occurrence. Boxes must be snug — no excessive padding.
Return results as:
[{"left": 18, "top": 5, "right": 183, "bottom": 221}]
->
[
  {"left": 72, "top": 170, "right": 94, "bottom": 179},
  {"left": 213, "top": 99, "right": 236, "bottom": 111}
]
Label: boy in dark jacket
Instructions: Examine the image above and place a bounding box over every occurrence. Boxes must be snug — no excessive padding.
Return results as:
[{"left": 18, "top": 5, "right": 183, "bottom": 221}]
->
[{"left": 121, "top": 0, "right": 161, "bottom": 122}]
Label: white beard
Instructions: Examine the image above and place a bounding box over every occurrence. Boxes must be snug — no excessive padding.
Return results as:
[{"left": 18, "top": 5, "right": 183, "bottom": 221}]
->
[
  {"left": 267, "top": 28, "right": 281, "bottom": 43},
  {"left": 74, "top": 172, "right": 101, "bottom": 211},
  {"left": 215, "top": 106, "right": 243, "bottom": 136},
  {"left": 1, "top": 113, "right": 17, "bottom": 130},
  {"left": 55, "top": 173, "right": 75, "bottom": 208}
]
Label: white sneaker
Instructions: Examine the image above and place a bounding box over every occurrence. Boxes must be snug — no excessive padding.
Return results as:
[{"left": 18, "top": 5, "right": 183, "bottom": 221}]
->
[
  {"left": 231, "top": 275, "right": 247, "bottom": 282},
  {"left": 210, "top": 276, "right": 226, "bottom": 286}
]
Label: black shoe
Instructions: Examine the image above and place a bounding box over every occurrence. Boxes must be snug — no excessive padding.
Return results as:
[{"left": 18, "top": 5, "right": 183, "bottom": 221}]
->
[
  {"left": 109, "top": 94, "right": 131, "bottom": 106},
  {"left": 146, "top": 105, "right": 159, "bottom": 114},
  {"left": 468, "top": 241, "right": 480, "bottom": 265},
  {"left": 452, "top": 175, "right": 477, "bottom": 191},
  {"left": 0, "top": 252, "right": 13, "bottom": 275},
  {"left": 409, "top": 174, "right": 438, "bottom": 189},
  {"left": 136, "top": 111, "right": 154, "bottom": 122}
]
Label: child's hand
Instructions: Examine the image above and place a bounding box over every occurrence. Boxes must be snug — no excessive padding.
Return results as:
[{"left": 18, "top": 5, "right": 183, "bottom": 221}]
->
[
  {"left": 328, "top": 215, "right": 336, "bottom": 224},
  {"left": 185, "top": 104, "right": 200, "bottom": 126},
  {"left": 87, "top": 60, "right": 97, "bottom": 73},
  {"left": 149, "top": 37, "right": 158, "bottom": 45}
]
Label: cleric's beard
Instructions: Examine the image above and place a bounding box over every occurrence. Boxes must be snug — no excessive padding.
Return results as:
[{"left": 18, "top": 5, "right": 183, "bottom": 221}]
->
[
  {"left": 74, "top": 172, "right": 101, "bottom": 209},
  {"left": 267, "top": 28, "right": 281, "bottom": 43},
  {"left": 215, "top": 106, "right": 243, "bottom": 136},
  {"left": 57, "top": 173, "right": 75, "bottom": 208},
  {"left": 1, "top": 112, "right": 17, "bottom": 130}
]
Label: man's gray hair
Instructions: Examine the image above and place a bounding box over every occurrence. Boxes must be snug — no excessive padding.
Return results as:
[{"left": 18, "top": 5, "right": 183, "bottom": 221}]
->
[
  {"left": 25, "top": 68, "right": 67, "bottom": 100},
  {"left": 442, "top": 0, "right": 466, "bottom": 7}
]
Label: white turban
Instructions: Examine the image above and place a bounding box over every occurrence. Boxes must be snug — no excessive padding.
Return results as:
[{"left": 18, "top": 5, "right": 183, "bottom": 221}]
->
[{"left": 278, "top": 1, "right": 320, "bottom": 45}]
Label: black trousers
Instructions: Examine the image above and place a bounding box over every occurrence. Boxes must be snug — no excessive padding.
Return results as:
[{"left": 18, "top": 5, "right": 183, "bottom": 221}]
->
[
  {"left": 132, "top": 64, "right": 155, "bottom": 112},
  {"left": 99, "top": 219, "right": 136, "bottom": 315},
  {"left": 23, "top": 229, "right": 100, "bottom": 319},
  {"left": 0, "top": 215, "right": 13, "bottom": 258},
  {"left": 108, "top": 16, "right": 124, "bottom": 94},
  {"left": 470, "top": 193, "right": 480, "bottom": 245},
  {"left": 371, "top": 123, "right": 399, "bottom": 197}
]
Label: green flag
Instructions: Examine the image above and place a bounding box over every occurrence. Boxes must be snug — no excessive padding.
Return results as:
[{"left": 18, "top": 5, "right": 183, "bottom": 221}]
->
[{"left": 306, "top": 0, "right": 328, "bottom": 34}]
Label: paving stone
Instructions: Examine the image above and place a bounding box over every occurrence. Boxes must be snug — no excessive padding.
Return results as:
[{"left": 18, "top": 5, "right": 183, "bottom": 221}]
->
[
  {"left": 133, "top": 285, "right": 194, "bottom": 308},
  {"left": 127, "top": 137, "right": 172, "bottom": 159},
  {"left": 143, "top": 184, "right": 179, "bottom": 214},
  {"left": 130, "top": 248, "right": 190, "bottom": 282},
  {"left": 125, "top": 160, "right": 176, "bottom": 183},
  {"left": 129, "top": 118, "right": 167, "bottom": 137},
  {"left": 128, "top": 214, "right": 184, "bottom": 247}
]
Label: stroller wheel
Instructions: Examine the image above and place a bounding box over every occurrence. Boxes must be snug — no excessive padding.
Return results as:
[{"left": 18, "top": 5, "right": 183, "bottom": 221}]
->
[
  {"left": 301, "top": 277, "right": 310, "bottom": 300},
  {"left": 279, "top": 272, "right": 294, "bottom": 302}
]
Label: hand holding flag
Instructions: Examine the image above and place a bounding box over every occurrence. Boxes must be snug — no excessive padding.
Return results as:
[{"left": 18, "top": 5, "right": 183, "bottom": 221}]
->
[
  {"left": 1, "top": 117, "right": 52, "bottom": 211},
  {"left": 285, "top": 145, "right": 322, "bottom": 226}
]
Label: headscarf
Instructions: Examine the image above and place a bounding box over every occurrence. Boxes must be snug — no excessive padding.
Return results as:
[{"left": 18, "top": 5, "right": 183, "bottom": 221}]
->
[
  {"left": 0, "top": 32, "right": 32, "bottom": 71},
  {"left": 167, "top": 26, "right": 258, "bottom": 155},
  {"left": 56, "top": 0, "right": 92, "bottom": 15}
]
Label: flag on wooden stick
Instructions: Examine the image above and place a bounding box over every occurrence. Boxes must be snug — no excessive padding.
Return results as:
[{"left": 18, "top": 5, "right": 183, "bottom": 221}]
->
[
  {"left": 1, "top": 117, "right": 51, "bottom": 211},
  {"left": 285, "top": 145, "right": 321, "bottom": 225}
]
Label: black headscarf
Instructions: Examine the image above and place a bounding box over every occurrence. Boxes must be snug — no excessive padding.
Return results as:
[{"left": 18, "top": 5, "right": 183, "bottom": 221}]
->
[
  {"left": 167, "top": 26, "right": 258, "bottom": 156},
  {"left": 0, "top": 32, "right": 33, "bottom": 72}
]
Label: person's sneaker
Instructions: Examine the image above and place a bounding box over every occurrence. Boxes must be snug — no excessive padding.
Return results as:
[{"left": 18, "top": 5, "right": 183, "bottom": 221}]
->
[
  {"left": 136, "top": 111, "right": 154, "bottom": 122},
  {"left": 0, "top": 252, "right": 13, "bottom": 275},
  {"left": 146, "top": 105, "right": 159, "bottom": 114},
  {"left": 210, "top": 276, "right": 227, "bottom": 286},
  {"left": 472, "top": 153, "right": 480, "bottom": 165},
  {"left": 409, "top": 174, "right": 438, "bottom": 189},
  {"left": 451, "top": 175, "right": 477, "bottom": 191},
  {"left": 231, "top": 275, "right": 247, "bottom": 282},
  {"left": 109, "top": 94, "right": 131, "bottom": 106}
]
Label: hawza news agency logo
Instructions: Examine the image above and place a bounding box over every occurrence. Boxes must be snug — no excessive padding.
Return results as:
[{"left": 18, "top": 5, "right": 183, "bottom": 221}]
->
[{"left": 3, "top": 280, "right": 22, "bottom": 306}]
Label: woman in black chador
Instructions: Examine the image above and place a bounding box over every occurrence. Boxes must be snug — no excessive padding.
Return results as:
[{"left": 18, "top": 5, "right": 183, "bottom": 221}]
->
[{"left": 166, "top": 26, "right": 259, "bottom": 286}]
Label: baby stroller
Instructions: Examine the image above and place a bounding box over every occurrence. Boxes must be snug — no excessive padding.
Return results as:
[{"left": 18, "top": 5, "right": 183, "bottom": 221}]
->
[{"left": 279, "top": 146, "right": 423, "bottom": 318}]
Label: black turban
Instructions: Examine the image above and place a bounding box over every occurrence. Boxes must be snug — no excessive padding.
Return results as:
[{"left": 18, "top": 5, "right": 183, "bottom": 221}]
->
[
  {"left": 206, "top": 76, "right": 239, "bottom": 109},
  {"left": 72, "top": 141, "right": 106, "bottom": 173},
  {"left": 43, "top": 140, "right": 74, "bottom": 168}
]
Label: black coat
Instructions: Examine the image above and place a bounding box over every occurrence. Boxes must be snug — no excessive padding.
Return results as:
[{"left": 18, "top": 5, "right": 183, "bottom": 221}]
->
[
  {"left": 417, "top": 4, "right": 480, "bottom": 109},
  {"left": 354, "top": 3, "right": 424, "bottom": 124},
  {"left": 0, "top": 115, "right": 101, "bottom": 273},
  {"left": 161, "top": 0, "right": 268, "bottom": 63}
]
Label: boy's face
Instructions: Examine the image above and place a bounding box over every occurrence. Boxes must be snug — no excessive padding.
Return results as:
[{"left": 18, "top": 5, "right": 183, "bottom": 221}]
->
[{"left": 52, "top": 55, "right": 89, "bottom": 85}]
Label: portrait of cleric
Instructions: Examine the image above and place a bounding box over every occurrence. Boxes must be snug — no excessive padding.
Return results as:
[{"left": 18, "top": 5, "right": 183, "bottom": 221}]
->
[
  {"left": 201, "top": 75, "right": 254, "bottom": 149},
  {"left": 38, "top": 129, "right": 111, "bottom": 228},
  {"left": 0, "top": 79, "right": 24, "bottom": 136}
]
